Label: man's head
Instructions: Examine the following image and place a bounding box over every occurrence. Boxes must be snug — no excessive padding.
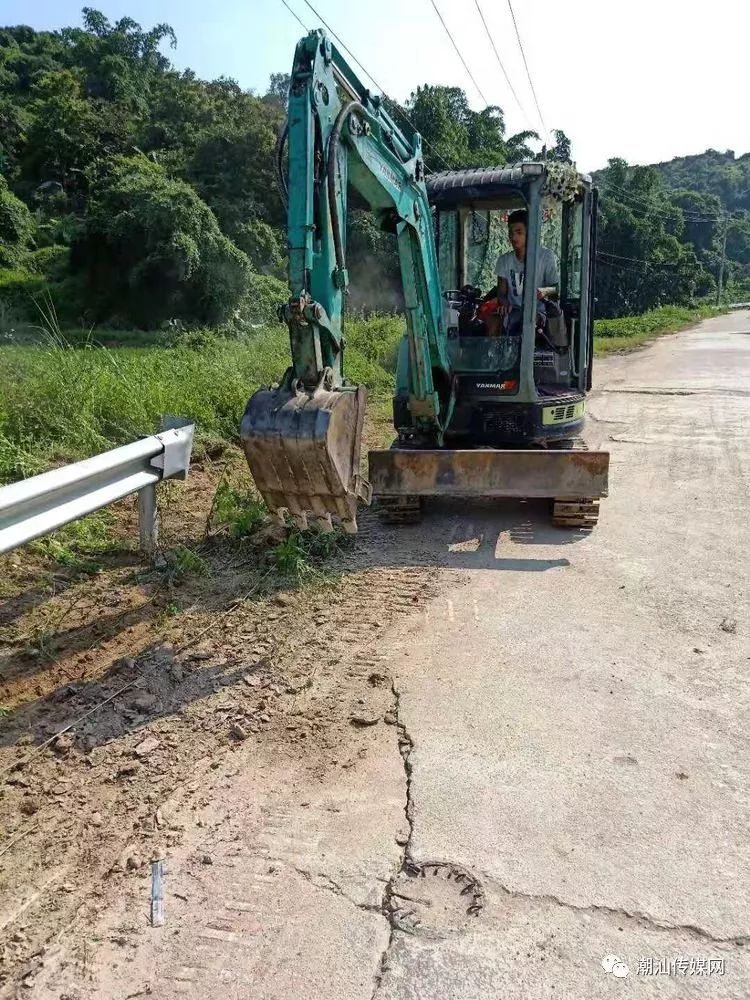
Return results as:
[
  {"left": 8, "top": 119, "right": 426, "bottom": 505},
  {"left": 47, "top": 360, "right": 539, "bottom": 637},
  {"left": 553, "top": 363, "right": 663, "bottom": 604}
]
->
[{"left": 507, "top": 209, "right": 527, "bottom": 258}]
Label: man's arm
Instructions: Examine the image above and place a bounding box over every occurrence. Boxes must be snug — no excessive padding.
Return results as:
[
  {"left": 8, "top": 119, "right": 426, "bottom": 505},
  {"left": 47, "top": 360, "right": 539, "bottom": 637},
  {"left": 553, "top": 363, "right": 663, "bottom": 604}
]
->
[{"left": 537, "top": 250, "right": 559, "bottom": 301}]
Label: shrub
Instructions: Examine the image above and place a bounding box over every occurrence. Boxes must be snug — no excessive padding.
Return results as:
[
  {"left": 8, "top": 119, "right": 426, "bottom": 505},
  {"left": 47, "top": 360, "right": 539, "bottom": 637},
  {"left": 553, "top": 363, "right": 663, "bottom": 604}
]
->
[
  {"left": 233, "top": 219, "right": 285, "bottom": 276},
  {"left": 232, "top": 272, "right": 288, "bottom": 327},
  {"left": 73, "top": 155, "right": 251, "bottom": 328},
  {"left": 0, "top": 176, "right": 35, "bottom": 268},
  {"left": 0, "top": 268, "right": 45, "bottom": 320},
  {"left": 25, "top": 245, "right": 69, "bottom": 281}
]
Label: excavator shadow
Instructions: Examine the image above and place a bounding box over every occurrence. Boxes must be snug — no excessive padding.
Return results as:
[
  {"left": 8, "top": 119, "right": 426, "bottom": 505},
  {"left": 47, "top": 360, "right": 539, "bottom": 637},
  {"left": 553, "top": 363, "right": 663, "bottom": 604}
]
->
[{"left": 357, "top": 497, "right": 590, "bottom": 573}]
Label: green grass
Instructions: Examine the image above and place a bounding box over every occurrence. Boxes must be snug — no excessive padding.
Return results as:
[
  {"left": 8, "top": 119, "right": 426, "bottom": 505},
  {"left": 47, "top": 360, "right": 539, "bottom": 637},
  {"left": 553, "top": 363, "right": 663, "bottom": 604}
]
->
[
  {"left": 271, "top": 526, "right": 353, "bottom": 584},
  {"left": 593, "top": 304, "right": 724, "bottom": 355},
  {"left": 161, "top": 544, "right": 210, "bottom": 583},
  {"left": 209, "top": 476, "right": 268, "bottom": 539},
  {"left": 29, "top": 509, "right": 120, "bottom": 570},
  {"left": 0, "top": 316, "right": 403, "bottom": 482}
]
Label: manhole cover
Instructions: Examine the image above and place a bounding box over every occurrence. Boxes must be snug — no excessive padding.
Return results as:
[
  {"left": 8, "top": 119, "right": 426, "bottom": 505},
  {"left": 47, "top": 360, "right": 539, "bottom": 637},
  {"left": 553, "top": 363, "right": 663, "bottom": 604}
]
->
[{"left": 387, "top": 860, "right": 485, "bottom": 936}]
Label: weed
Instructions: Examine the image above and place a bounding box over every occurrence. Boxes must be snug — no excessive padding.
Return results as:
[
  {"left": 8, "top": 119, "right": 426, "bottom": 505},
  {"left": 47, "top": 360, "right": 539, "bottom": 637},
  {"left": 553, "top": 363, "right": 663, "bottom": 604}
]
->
[
  {"left": 0, "top": 315, "right": 401, "bottom": 484},
  {"left": 209, "top": 477, "right": 268, "bottom": 539},
  {"left": 594, "top": 305, "right": 724, "bottom": 354},
  {"left": 0, "top": 431, "right": 47, "bottom": 481},
  {"left": 161, "top": 544, "right": 210, "bottom": 584},
  {"left": 0, "top": 307, "right": 727, "bottom": 487},
  {"left": 0, "top": 705, "right": 9, "bottom": 718},
  {"left": 270, "top": 527, "right": 351, "bottom": 584},
  {"left": 16, "top": 588, "right": 90, "bottom": 660}
]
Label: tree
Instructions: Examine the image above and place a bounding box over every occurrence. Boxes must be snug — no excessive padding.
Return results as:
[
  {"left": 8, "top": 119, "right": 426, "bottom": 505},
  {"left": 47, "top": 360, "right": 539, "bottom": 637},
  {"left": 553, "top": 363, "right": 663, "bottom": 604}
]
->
[
  {"left": 185, "top": 92, "right": 285, "bottom": 237},
  {"left": 0, "top": 173, "right": 34, "bottom": 266},
  {"left": 73, "top": 155, "right": 250, "bottom": 327},
  {"left": 548, "top": 129, "right": 571, "bottom": 164},
  {"left": 594, "top": 158, "right": 709, "bottom": 316},
  {"left": 263, "top": 73, "right": 290, "bottom": 109},
  {"left": 23, "top": 70, "right": 113, "bottom": 192},
  {"left": 504, "top": 129, "right": 538, "bottom": 163},
  {"left": 63, "top": 8, "right": 176, "bottom": 109},
  {"left": 2, "top": 10, "right": 746, "bottom": 330}
]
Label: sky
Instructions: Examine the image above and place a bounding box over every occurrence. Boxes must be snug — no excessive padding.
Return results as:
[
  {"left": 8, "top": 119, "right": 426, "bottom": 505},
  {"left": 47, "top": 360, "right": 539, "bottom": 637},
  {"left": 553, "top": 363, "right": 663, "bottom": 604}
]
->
[{"left": 4, "top": 0, "right": 750, "bottom": 172}]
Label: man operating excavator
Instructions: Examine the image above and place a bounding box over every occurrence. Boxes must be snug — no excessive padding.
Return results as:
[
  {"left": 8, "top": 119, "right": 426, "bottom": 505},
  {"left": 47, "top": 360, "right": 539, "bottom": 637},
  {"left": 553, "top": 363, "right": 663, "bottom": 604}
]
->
[{"left": 495, "top": 209, "right": 560, "bottom": 335}]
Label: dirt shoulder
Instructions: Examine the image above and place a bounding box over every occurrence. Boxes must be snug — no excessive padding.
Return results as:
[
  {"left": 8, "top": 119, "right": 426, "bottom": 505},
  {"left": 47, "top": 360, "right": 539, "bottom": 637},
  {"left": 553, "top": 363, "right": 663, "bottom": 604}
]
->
[{"left": 0, "top": 436, "right": 452, "bottom": 995}]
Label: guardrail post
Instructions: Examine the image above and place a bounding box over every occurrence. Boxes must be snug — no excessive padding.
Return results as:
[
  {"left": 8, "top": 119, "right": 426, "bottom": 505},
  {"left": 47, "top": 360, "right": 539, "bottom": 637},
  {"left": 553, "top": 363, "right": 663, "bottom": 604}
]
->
[{"left": 138, "top": 482, "right": 159, "bottom": 557}]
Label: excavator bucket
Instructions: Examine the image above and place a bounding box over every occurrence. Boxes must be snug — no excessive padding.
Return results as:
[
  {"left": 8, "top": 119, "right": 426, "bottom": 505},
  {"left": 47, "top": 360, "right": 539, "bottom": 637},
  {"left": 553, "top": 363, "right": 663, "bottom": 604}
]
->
[{"left": 240, "top": 382, "right": 372, "bottom": 533}]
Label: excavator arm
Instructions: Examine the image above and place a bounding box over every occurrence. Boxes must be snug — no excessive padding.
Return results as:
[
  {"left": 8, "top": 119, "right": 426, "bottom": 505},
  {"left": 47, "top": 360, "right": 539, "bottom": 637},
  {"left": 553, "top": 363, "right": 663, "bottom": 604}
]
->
[{"left": 241, "top": 30, "right": 452, "bottom": 530}]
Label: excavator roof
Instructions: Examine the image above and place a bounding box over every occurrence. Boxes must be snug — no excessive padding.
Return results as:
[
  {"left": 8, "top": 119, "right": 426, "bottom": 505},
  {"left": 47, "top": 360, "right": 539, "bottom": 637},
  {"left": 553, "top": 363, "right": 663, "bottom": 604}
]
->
[{"left": 426, "top": 162, "right": 591, "bottom": 208}]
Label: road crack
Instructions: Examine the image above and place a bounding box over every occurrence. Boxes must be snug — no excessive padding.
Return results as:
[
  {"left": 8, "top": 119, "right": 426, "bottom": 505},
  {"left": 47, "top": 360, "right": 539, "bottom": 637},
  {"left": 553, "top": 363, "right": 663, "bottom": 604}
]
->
[
  {"left": 491, "top": 881, "right": 750, "bottom": 945},
  {"left": 370, "top": 678, "right": 416, "bottom": 998},
  {"left": 599, "top": 388, "right": 701, "bottom": 397},
  {"left": 290, "top": 865, "right": 381, "bottom": 914}
]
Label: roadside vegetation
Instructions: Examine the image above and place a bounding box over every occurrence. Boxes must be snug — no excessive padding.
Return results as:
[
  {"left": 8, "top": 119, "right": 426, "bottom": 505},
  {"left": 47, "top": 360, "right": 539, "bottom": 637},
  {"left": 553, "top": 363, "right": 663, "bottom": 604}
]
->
[
  {"left": 593, "top": 303, "right": 724, "bottom": 353},
  {"left": 0, "top": 304, "right": 723, "bottom": 486}
]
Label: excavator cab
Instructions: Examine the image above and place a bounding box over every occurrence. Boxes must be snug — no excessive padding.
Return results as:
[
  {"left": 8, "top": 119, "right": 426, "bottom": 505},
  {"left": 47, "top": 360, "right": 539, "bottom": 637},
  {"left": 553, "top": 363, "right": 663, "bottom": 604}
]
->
[
  {"left": 240, "top": 30, "right": 608, "bottom": 534},
  {"left": 373, "top": 165, "right": 608, "bottom": 527},
  {"left": 420, "top": 164, "right": 596, "bottom": 446}
]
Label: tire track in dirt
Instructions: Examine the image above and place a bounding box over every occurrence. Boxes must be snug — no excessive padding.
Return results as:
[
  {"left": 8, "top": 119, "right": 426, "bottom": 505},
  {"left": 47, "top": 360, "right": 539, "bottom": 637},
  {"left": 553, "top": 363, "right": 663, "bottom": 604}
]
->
[{"left": 0, "top": 504, "right": 458, "bottom": 996}]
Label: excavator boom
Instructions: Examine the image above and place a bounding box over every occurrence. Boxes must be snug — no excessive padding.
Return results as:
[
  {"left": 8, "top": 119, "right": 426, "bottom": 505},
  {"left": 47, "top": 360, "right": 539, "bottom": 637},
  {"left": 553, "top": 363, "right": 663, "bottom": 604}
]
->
[{"left": 240, "top": 29, "right": 448, "bottom": 532}]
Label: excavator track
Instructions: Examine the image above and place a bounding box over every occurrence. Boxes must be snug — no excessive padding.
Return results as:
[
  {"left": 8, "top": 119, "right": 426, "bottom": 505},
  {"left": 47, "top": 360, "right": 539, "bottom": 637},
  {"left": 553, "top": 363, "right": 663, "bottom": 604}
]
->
[
  {"left": 550, "top": 437, "right": 601, "bottom": 530},
  {"left": 551, "top": 496, "right": 600, "bottom": 530},
  {"left": 377, "top": 496, "right": 423, "bottom": 525}
]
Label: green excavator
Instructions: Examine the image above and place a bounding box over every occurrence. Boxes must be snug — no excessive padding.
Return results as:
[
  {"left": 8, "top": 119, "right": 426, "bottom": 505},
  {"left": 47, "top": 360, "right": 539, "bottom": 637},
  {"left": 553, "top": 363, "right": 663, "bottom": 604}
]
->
[{"left": 241, "top": 30, "right": 609, "bottom": 532}]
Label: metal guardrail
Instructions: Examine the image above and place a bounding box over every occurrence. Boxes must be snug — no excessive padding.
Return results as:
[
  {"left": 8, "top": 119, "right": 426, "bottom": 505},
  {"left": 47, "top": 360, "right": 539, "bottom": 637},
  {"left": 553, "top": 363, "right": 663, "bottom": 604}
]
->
[{"left": 0, "top": 423, "right": 195, "bottom": 557}]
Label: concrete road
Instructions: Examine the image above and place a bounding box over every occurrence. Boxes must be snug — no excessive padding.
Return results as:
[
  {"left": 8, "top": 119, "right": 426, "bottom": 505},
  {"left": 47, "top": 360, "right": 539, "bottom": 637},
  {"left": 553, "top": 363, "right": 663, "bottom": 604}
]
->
[
  {"left": 28, "top": 312, "right": 750, "bottom": 999},
  {"left": 380, "top": 310, "right": 750, "bottom": 997}
]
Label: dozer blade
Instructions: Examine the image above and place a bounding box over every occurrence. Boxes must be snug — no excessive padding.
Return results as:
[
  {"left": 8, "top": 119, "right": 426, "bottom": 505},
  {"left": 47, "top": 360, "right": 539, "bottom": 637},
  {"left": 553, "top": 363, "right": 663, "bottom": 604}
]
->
[
  {"left": 240, "top": 382, "right": 372, "bottom": 533},
  {"left": 368, "top": 448, "right": 609, "bottom": 499}
]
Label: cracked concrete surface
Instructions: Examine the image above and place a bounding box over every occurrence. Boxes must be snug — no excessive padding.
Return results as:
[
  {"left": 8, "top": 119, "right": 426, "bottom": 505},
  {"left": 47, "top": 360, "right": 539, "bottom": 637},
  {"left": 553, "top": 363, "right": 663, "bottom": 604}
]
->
[
  {"left": 370, "top": 680, "right": 417, "bottom": 997},
  {"left": 378, "top": 313, "right": 750, "bottom": 996}
]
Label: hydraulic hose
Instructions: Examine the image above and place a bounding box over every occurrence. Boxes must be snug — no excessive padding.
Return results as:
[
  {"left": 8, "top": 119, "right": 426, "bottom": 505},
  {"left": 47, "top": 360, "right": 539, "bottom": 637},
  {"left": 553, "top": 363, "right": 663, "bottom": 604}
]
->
[
  {"left": 275, "top": 119, "right": 289, "bottom": 210},
  {"left": 327, "top": 101, "right": 365, "bottom": 275}
]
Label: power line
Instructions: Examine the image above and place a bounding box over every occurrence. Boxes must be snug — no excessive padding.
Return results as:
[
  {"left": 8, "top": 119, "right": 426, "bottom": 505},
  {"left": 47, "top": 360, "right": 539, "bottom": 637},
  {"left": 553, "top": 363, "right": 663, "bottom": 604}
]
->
[
  {"left": 299, "top": 0, "right": 388, "bottom": 97},
  {"left": 287, "top": 0, "right": 453, "bottom": 171},
  {"left": 506, "top": 0, "right": 549, "bottom": 144},
  {"left": 595, "top": 257, "right": 662, "bottom": 278},
  {"left": 428, "top": 0, "right": 490, "bottom": 106},
  {"left": 597, "top": 250, "right": 683, "bottom": 267},
  {"left": 598, "top": 183, "right": 722, "bottom": 225},
  {"left": 473, "top": 0, "right": 534, "bottom": 130},
  {"left": 598, "top": 178, "right": 723, "bottom": 222},
  {"left": 280, "top": 0, "right": 308, "bottom": 33}
]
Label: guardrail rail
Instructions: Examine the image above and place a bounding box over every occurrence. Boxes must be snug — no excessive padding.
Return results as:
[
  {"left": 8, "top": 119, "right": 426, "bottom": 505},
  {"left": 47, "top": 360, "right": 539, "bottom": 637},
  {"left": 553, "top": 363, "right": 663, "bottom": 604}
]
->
[{"left": 0, "top": 422, "right": 195, "bottom": 558}]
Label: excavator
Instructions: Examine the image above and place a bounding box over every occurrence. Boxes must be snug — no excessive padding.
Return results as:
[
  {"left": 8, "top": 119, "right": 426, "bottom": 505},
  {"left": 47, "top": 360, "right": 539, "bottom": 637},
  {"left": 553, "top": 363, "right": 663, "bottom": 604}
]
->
[{"left": 241, "top": 30, "right": 609, "bottom": 532}]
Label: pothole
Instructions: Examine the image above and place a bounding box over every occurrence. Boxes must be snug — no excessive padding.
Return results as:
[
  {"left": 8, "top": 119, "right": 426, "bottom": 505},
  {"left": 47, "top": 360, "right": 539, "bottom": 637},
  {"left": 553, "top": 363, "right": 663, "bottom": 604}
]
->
[{"left": 387, "top": 860, "right": 485, "bottom": 937}]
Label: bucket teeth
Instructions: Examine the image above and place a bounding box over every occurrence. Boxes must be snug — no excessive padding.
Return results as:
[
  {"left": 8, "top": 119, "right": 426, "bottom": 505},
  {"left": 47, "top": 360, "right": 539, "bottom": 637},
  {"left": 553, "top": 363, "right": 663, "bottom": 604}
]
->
[{"left": 240, "top": 381, "right": 370, "bottom": 533}]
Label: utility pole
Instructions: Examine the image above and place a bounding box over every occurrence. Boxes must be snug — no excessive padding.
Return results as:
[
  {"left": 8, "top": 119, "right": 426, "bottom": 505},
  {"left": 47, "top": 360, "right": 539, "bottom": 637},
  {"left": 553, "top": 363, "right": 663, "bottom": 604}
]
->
[{"left": 716, "top": 216, "right": 728, "bottom": 306}]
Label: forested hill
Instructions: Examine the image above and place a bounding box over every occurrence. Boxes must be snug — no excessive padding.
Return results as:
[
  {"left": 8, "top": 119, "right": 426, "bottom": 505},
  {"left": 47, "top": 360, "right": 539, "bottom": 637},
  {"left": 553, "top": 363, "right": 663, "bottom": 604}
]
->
[
  {"left": 1, "top": 8, "right": 749, "bottom": 332},
  {"left": 651, "top": 149, "right": 750, "bottom": 214},
  {"left": 592, "top": 148, "right": 750, "bottom": 316}
]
